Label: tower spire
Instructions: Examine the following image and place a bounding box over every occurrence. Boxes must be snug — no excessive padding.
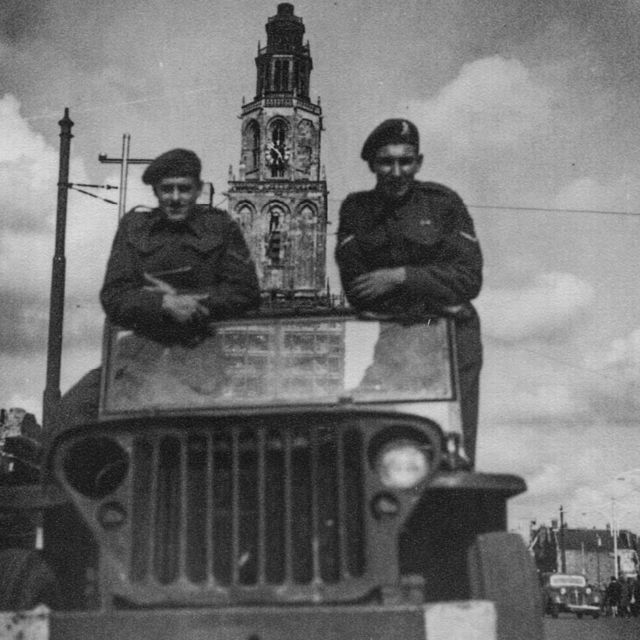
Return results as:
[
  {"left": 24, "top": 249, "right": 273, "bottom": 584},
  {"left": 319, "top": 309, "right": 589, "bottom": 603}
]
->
[
  {"left": 255, "top": 3, "right": 312, "bottom": 101},
  {"left": 228, "top": 5, "right": 327, "bottom": 296}
]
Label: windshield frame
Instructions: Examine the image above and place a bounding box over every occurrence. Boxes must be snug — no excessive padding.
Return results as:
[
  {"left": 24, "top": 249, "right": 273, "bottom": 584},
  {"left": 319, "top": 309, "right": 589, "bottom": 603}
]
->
[{"left": 99, "top": 311, "right": 457, "bottom": 420}]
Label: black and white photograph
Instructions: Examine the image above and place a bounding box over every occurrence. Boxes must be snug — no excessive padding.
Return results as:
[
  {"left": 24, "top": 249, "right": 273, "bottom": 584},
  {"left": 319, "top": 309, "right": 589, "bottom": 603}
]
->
[{"left": 2, "top": 1, "right": 640, "bottom": 638}]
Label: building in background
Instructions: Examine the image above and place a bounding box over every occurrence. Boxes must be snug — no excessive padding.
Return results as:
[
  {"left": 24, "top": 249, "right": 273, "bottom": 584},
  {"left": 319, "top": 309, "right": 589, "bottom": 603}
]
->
[
  {"left": 227, "top": 3, "right": 328, "bottom": 298},
  {"left": 530, "top": 523, "right": 639, "bottom": 586},
  {"left": 221, "top": 5, "right": 342, "bottom": 398},
  {"left": 0, "top": 408, "right": 41, "bottom": 443}
]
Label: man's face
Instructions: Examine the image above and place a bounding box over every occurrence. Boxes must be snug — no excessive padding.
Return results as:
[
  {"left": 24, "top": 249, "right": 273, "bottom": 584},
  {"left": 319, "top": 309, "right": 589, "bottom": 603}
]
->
[
  {"left": 371, "top": 143, "right": 423, "bottom": 200},
  {"left": 154, "top": 176, "right": 202, "bottom": 222}
]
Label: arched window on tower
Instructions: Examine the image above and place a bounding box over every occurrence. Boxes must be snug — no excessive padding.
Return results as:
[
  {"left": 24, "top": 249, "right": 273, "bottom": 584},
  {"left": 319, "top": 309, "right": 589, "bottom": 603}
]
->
[
  {"left": 267, "top": 204, "right": 285, "bottom": 264},
  {"left": 235, "top": 203, "right": 255, "bottom": 234},
  {"left": 244, "top": 121, "right": 261, "bottom": 174},
  {"left": 251, "top": 123, "right": 260, "bottom": 172},
  {"left": 272, "top": 59, "right": 290, "bottom": 92},
  {"left": 297, "top": 60, "right": 308, "bottom": 96},
  {"left": 273, "top": 60, "right": 282, "bottom": 92},
  {"left": 267, "top": 121, "right": 288, "bottom": 178},
  {"left": 292, "top": 203, "right": 318, "bottom": 288}
]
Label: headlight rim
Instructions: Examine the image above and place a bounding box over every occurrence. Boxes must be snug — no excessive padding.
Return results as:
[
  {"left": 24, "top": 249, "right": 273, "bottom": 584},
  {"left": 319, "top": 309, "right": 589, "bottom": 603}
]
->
[{"left": 375, "top": 438, "right": 432, "bottom": 491}]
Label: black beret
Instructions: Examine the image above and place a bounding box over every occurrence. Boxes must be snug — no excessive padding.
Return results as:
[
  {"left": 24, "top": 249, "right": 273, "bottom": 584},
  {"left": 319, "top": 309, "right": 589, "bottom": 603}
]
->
[
  {"left": 142, "top": 148, "right": 202, "bottom": 185},
  {"left": 361, "top": 119, "right": 420, "bottom": 163}
]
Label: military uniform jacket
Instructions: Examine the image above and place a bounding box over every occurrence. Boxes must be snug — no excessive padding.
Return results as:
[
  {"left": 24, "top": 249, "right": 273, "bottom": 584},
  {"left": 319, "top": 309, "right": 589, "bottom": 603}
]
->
[
  {"left": 336, "top": 181, "right": 482, "bottom": 317},
  {"left": 100, "top": 205, "right": 260, "bottom": 342}
]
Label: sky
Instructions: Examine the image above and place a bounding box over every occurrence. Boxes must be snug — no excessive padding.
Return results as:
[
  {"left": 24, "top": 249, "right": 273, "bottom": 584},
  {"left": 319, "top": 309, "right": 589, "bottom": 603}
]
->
[{"left": 2, "top": 0, "right": 640, "bottom": 535}]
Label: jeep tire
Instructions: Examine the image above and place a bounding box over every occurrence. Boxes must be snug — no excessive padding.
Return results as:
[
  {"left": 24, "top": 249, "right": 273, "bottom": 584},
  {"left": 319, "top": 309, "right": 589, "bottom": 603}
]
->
[
  {"left": 0, "top": 548, "right": 58, "bottom": 611},
  {"left": 468, "top": 532, "right": 544, "bottom": 640}
]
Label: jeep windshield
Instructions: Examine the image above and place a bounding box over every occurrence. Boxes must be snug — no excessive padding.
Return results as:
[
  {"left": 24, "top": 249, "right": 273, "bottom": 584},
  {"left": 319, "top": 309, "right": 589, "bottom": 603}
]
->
[{"left": 100, "top": 313, "right": 453, "bottom": 416}]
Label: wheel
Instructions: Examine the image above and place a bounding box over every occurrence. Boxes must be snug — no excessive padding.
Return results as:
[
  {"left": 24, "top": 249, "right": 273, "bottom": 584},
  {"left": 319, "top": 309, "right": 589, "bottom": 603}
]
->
[
  {"left": 0, "top": 548, "right": 58, "bottom": 610},
  {"left": 468, "top": 532, "right": 544, "bottom": 640},
  {"left": 592, "top": 612, "right": 600, "bottom": 619},
  {"left": 576, "top": 612, "right": 583, "bottom": 619},
  {"left": 549, "top": 603, "right": 559, "bottom": 618}
]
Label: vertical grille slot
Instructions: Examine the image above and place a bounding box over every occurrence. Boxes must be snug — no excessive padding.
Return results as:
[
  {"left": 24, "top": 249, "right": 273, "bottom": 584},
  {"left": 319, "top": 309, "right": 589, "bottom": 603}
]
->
[
  {"left": 129, "top": 423, "right": 366, "bottom": 592},
  {"left": 291, "top": 430, "right": 313, "bottom": 584},
  {"left": 130, "top": 439, "right": 153, "bottom": 582},
  {"left": 212, "top": 431, "right": 232, "bottom": 583},
  {"left": 154, "top": 437, "right": 181, "bottom": 584},
  {"left": 186, "top": 434, "right": 208, "bottom": 583}
]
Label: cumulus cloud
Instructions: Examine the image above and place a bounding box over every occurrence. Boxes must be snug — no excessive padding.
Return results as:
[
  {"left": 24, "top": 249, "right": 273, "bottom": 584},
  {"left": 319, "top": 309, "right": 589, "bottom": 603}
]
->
[
  {"left": 480, "top": 423, "right": 640, "bottom": 533},
  {"left": 582, "top": 329, "right": 640, "bottom": 423},
  {"left": 0, "top": 93, "right": 117, "bottom": 409},
  {"left": 408, "top": 56, "right": 553, "bottom": 153},
  {"left": 477, "top": 272, "right": 594, "bottom": 344},
  {"left": 554, "top": 176, "right": 640, "bottom": 214},
  {"left": 0, "top": 95, "right": 58, "bottom": 232}
]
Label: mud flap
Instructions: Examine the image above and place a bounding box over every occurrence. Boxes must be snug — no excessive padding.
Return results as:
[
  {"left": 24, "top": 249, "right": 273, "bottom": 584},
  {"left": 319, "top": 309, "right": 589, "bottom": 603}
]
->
[{"left": 0, "top": 549, "right": 58, "bottom": 612}]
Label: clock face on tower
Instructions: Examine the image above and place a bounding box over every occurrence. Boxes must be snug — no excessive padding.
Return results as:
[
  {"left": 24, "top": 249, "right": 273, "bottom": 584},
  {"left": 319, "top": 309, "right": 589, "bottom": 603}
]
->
[{"left": 266, "top": 141, "right": 289, "bottom": 167}]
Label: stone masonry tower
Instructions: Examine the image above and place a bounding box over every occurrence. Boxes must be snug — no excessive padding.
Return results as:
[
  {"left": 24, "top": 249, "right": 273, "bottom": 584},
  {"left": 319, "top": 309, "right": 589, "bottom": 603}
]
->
[{"left": 227, "top": 3, "right": 328, "bottom": 296}]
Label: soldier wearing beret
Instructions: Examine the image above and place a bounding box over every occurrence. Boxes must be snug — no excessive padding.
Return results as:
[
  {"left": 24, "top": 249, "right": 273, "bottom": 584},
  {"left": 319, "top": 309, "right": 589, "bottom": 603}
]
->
[
  {"left": 101, "top": 148, "right": 260, "bottom": 341},
  {"left": 57, "top": 149, "right": 260, "bottom": 427},
  {"left": 336, "top": 119, "right": 483, "bottom": 466}
]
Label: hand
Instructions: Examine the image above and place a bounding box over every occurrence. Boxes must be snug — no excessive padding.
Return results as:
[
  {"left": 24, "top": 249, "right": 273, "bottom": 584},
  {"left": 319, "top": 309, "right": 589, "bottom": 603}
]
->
[
  {"left": 349, "top": 268, "right": 406, "bottom": 300},
  {"left": 161, "top": 293, "right": 210, "bottom": 324},
  {"left": 143, "top": 272, "right": 177, "bottom": 295},
  {"left": 144, "top": 272, "right": 209, "bottom": 324}
]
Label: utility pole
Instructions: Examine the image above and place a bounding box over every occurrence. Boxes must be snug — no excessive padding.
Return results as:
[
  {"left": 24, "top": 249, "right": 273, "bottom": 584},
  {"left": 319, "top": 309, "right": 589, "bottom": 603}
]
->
[
  {"left": 559, "top": 505, "right": 566, "bottom": 573},
  {"left": 612, "top": 498, "right": 619, "bottom": 579},
  {"left": 596, "top": 534, "right": 601, "bottom": 587},
  {"left": 98, "top": 134, "right": 153, "bottom": 219},
  {"left": 43, "top": 108, "right": 73, "bottom": 430}
]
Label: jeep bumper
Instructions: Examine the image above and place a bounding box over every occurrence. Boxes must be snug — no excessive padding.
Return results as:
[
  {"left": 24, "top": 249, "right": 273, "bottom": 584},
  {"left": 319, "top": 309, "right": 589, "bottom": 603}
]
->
[{"left": 45, "top": 602, "right": 496, "bottom": 640}]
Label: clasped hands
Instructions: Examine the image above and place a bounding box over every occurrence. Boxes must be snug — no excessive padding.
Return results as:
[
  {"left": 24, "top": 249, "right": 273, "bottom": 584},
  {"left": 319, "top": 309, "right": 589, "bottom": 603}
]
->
[
  {"left": 144, "top": 273, "right": 210, "bottom": 324},
  {"left": 349, "top": 267, "right": 406, "bottom": 300}
]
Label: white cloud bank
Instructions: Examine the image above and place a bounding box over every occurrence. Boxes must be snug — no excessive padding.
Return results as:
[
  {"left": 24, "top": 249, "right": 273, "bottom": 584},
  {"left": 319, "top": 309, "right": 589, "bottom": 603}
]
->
[
  {"left": 478, "top": 272, "right": 595, "bottom": 344},
  {"left": 0, "top": 94, "right": 118, "bottom": 417},
  {"left": 406, "top": 56, "right": 552, "bottom": 157}
]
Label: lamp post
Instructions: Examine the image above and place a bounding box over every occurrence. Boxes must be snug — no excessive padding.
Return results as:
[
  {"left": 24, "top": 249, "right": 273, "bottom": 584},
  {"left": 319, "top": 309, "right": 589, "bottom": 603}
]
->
[
  {"left": 613, "top": 469, "right": 640, "bottom": 579},
  {"left": 612, "top": 497, "right": 619, "bottom": 579},
  {"left": 578, "top": 500, "right": 626, "bottom": 580},
  {"left": 596, "top": 533, "right": 602, "bottom": 587},
  {"left": 43, "top": 108, "right": 73, "bottom": 430}
]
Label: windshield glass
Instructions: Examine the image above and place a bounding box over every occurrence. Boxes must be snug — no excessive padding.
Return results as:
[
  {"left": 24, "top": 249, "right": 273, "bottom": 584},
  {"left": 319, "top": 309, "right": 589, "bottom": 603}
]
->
[
  {"left": 100, "top": 315, "right": 453, "bottom": 415},
  {"left": 549, "top": 575, "right": 587, "bottom": 588}
]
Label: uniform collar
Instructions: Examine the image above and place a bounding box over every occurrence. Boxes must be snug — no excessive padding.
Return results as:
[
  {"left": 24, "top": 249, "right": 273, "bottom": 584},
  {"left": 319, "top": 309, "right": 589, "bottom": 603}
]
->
[
  {"left": 148, "top": 206, "right": 205, "bottom": 237},
  {"left": 374, "top": 180, "right": 418, "bottom": 211}
]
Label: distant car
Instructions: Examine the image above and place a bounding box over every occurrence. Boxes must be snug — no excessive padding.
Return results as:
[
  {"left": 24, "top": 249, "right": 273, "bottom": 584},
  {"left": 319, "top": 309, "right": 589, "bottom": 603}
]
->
[{"left": 542, "top": 573, "right": 602, "bottom": 619}]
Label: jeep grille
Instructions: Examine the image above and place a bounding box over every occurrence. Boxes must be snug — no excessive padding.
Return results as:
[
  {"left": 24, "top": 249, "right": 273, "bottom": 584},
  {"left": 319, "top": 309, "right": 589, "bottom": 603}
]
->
[{"left": 128, "top": 424, "right": 366, "bottom": 589}]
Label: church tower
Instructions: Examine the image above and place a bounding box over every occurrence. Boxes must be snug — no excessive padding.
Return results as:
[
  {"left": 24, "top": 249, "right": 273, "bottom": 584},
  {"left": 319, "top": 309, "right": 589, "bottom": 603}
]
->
[{"left": 227, "top": 3, "right": 328, "bottom": 296}]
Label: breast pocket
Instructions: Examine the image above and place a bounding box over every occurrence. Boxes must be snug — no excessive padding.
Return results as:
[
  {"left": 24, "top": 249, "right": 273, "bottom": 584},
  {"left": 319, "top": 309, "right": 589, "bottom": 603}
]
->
[
  {"left": 396, "top": 205, "right": 444, "bottom": 248},
  {"left": 179, "top": 235, "right": 226, "bottom": 287}
]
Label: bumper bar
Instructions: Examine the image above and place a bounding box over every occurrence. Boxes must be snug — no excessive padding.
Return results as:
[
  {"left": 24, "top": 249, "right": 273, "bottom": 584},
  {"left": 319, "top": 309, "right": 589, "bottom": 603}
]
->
[{"left": 46, "top": 602, "right": 496, "bottom": 640}]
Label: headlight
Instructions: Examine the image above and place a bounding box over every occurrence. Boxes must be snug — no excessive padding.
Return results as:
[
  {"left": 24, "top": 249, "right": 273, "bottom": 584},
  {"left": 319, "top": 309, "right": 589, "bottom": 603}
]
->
[
  {"left": 560, "top": 587, "right": 566, "bottom": 595},
  {"left": 376, "top": 440, "right": 430, "bottom": 490},
  {"left": 586, "top": 587, "right": 592, "bottom": 594},
  {"left": 63, "top": 436, "right": 129, "bottom": 499}
]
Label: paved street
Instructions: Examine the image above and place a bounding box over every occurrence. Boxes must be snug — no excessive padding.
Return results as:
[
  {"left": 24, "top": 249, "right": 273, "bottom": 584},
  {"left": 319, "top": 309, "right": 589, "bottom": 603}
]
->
[{"left": 545, "top": 615, "right": 640, "bottom": 639}]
